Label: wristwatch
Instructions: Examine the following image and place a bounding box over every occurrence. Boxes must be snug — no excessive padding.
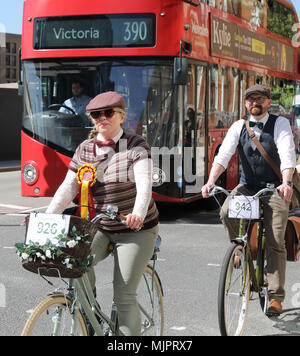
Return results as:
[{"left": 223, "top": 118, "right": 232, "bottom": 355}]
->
[{"left": 282, "top": 181, "right": 293, "bottom": 188}]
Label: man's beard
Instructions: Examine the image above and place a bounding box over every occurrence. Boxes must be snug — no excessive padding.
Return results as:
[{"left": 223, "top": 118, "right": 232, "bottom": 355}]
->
[{"left": 250, "top": 106, "right": 264, "bottom": 116}]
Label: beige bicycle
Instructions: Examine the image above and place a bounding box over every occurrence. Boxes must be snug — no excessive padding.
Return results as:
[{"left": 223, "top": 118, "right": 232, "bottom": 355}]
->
[{"left": 21, "top": 206, "right": 164, "bottom": 336}]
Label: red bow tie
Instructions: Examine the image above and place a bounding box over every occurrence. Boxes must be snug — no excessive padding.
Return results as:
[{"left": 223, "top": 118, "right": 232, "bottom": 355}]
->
[{"left": 94, "top": 139, "right": 116, "bottom": 150}]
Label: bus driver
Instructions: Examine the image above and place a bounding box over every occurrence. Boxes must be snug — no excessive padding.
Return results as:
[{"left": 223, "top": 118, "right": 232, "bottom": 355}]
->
[{"left": 59, "top": 79, "right": 92, "bottom": 124}]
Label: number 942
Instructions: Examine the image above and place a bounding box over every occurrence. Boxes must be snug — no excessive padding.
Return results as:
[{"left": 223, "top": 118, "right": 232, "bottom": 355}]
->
[{"left": 235, "top": 202, "right": 251, "bottom": 212}]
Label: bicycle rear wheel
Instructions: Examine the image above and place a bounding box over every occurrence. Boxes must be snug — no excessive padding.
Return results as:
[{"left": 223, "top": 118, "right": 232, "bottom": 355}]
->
[
  {"left": 138, "top": 265, "right": 164, "bottom": 336},
  {"left": 218, "top": 243, "right": 250, "bottom": 336},
  {"left": 21, "top": 296, "right": 88, "bottom": 336}
]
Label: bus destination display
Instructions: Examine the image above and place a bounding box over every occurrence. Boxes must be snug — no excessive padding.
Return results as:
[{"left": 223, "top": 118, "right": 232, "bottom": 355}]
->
[{"left": 34, "top": 14, "right": 156, "bottom": 49}]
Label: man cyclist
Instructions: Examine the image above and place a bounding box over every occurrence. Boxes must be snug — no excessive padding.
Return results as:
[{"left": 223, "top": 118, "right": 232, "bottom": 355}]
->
[{"left": 202, "top": 84, "right": 296, "bottom": 316}]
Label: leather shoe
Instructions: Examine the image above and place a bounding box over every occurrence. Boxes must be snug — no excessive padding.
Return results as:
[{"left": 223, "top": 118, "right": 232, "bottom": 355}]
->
[{"left": 266, "top": 299, "right": 282, "bottom": 317}]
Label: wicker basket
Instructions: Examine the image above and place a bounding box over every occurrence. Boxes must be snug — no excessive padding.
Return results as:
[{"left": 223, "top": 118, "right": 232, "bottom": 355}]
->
[
  {"left": 61, "top": 242, "right": 92, "bottom": 259},
  {"left": 22, "top": 258, "right": 83, "bottom": 279},
  {"left": 60, "top": 216, "right": 98, "bottom": 259},
  {"left": 22, "top": 215, "right": 98, "bottom": 279}
]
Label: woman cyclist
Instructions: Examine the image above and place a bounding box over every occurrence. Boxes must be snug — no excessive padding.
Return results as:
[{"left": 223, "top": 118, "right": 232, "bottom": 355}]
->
[{"left": 46, "top": 91, "right": 159, "bottom": 336}]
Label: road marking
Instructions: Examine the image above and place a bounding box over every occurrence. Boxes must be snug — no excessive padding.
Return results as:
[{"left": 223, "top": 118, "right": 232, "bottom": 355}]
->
[
  {"left": 22, "top": 206, "right": 49, "bottom": 213},
  {"left": 170, "top": 326, "right": 187, "bottom": 331},
  {"left": 208, "top": 263, "right": 221, "bottom": 267},
  {"left": 3, "top": 205, "right": 49, "bottom": 216},
  {"left": 2, "top": 214, "right": 25, "bottom": 217},
  {"left": 0, "top": 204, "right": 31, "bottom": 210},
  {"left": 3, "top": 247, "right": 15, "bottom": 249},
  {"left": 26, "top": 309, "right": 34, "bottom": 314}
]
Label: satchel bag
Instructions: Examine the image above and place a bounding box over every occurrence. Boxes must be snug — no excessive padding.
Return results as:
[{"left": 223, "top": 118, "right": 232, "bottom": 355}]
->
[
  {"left": 245, "top": 119, "right": 300, "bottom": 210},
  {"left": 249, "top": 215, "right": 300, "bottom": 262}
]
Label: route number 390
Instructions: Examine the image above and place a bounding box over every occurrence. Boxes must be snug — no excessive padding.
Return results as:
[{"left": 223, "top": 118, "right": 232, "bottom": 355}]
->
[{"left": 123, "top": 21, "right": 148, "bottom": 42}]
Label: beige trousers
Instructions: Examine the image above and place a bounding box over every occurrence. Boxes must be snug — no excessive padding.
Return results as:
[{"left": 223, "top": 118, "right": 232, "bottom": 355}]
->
[
  {"left": 220, "top": 184, "right": 289, "bottom": 302},
  {"left": 86, "top": 225, "right": 158, "bottom": 336}
]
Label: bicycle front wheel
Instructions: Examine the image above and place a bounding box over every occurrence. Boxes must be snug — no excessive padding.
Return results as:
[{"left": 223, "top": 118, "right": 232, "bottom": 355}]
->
[
  {"left": 138, "top": 265, "right": 164, "bottom": 336},
  {"left": 218, "top": 243, "right": 250, "bottom": 336},
  {"left": 21, "top": 296, "right": 88, "bottom": 336}
]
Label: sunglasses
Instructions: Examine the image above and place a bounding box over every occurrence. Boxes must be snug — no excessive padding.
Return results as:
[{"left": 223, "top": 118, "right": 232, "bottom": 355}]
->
[
  {"left": 246, "top": 97, "right": 267, "bottom": 104},
  {"left": 89, "top": 108, "right": 123, "bottom": 119}
]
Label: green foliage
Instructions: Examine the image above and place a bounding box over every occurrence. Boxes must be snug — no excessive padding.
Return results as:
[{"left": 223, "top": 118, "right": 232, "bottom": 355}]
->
[
  {"left": 57, "top": 226, "right": 93, "bottom": 246},
  {"left": 15, "top": 226, "right": 94, "bottom": 273},
  {"left": 267, "top": 0, "right": 297, "bottom": 40}
]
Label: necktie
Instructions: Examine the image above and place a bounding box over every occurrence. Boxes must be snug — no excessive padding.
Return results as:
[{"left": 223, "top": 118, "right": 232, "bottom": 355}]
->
[
  {"left": 94, "top": 139, "right": 116, "bottom": 150},
  {"left": 249, "top": 121, "right": 264, "bottom": 130}
]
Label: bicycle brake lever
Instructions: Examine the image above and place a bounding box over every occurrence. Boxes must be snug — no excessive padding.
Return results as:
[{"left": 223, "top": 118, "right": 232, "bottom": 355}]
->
[{"left": 208, "top": 185, "right": 216, "bottom": 196}]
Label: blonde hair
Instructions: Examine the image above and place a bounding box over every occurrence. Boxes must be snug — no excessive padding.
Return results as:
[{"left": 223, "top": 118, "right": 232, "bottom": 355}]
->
[{"left": 88, "top": 109, "right": 127, "bottom": 139}]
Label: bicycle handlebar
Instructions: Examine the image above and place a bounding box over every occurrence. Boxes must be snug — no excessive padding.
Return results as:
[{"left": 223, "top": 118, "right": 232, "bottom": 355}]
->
[
  {"left": 209, "top": 185, "right": 279, "bottom": 199},
  {"left": 89, "top": 205, "right": 143, "bottom": 232}
]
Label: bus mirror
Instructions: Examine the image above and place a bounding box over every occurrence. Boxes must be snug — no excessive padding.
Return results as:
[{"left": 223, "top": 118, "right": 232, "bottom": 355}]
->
[{"left": 173, "top": 57, "right": 188, "bottom": 86}]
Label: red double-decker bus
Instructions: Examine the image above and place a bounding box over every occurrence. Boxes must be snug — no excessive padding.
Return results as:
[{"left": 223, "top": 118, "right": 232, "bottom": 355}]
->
[{"left": 21, "top": 0, "right": 300, "bottom": 203}]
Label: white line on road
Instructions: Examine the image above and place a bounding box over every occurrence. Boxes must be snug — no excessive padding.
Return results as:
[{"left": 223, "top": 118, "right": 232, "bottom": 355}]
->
[
  {"left": 0, "top": 204, "right": 31, "bottom": 210},
  {"left": 3, "top": 214, "right": 26, "bottom": 217},
  {"left": 170, "top": 326, "right": 187, "bottom": 331},
  {"left": 22, "top": 206, "right": 49, "bottom": 213},
  {"left": 208, "top": 264, "right": 221, "bottom": 267},
  {"left": 3, "top": 247, "right": 15, "bottom": 249},
  {"left": 4, "top": 206, "right": 49, "bottom": 216}
]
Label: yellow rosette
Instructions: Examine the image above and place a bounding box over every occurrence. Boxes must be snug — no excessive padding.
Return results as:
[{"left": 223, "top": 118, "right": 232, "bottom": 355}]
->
[{"left": 76, "top": 164, "right": 97, "bottom": 219}]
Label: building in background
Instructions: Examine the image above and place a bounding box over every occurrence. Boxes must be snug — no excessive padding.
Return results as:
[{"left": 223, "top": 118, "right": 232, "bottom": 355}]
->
[{"left": 0, "top": 33, "right": 21, "bottom": 83}]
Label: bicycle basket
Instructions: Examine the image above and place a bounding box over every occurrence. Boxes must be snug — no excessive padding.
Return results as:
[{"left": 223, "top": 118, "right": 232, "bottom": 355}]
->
[
  {"left": 22, "top": 259, "right": 84, "bottom": 279},
  {"left": 20, "top": 215, "right": 98, "bottom": 279}
]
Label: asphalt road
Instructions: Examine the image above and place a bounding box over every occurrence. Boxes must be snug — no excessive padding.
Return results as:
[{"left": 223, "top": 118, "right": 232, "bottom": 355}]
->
[{"left": 1, "top": 171, "right": 300, "bottom": 336}]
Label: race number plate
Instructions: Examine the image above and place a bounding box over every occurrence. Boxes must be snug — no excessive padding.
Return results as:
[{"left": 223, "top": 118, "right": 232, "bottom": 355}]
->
[
  {"left": 228, "top": 196, "right": 259, "bottom": 220},
  {"left": 25, "top": 213, "right": 70, "bottom": 247}
]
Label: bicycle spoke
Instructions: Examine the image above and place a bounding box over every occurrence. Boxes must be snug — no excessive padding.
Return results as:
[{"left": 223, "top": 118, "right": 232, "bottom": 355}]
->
[
  {"left": 219, "top": 244, "right": 250, "bottom": 336},
  {"left": 22, "top": 297, "right": 87, "bottom": 336}
]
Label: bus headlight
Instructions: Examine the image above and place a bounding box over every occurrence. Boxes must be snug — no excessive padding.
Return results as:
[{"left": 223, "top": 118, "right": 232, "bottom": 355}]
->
[
  {"left": 23, "top": 163, "right": 38, "bottom": 185},
  {"left": 152, "top": 167, "right": 166, "bottom": 187}
]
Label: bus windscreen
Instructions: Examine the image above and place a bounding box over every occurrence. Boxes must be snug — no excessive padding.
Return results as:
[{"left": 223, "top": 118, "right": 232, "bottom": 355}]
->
[{"left": 33, "top": 14, "right": 156, "bottom": 49}]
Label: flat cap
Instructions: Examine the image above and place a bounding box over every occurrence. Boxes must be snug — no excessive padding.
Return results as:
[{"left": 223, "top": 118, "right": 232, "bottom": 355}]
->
[
  {"left": 245, "top": 84, "right": 271, "bottom": 99},
  {"left": 86, "top": 91, "right": 125, "bottom": 112}
]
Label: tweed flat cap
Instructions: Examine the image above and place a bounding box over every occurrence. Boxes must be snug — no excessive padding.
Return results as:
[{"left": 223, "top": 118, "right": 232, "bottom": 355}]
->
[
  {"left": 86, "top": 91, "right": 125, "bottom": 112},
  {"left": 245, "top": 85, "right": 271, "bottom": 99}
]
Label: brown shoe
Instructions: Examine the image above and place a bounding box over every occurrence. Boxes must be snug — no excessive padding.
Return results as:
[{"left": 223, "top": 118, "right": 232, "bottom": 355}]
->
[{"left": 266, "top": 300, "right": 283, "bottom": 317}]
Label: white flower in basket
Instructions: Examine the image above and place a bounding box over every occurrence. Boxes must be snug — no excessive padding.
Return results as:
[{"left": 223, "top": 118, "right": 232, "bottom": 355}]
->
[
  {"left": 36, "top": 252, "right": 42, "bottom": 258},
  {"left": 63, "top": 258, "right": 70, "bottom": 265},
  {"left": 45, "top": 250, "right": 52, "bottom": 259},
  {"left": 22, "top": 253, "right": 29, "bottom": 260},
  {"left": 66, "top": 240, "right": 77, "bottom": 249}
]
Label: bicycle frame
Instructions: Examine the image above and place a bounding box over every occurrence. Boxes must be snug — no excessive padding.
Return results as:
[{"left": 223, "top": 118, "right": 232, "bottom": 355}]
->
[
  {"left": 231, "top": 218, "right": 267, "bottom": 296},
  {"left": 50, "top": 259, "right": 159, "bottom": 336}
]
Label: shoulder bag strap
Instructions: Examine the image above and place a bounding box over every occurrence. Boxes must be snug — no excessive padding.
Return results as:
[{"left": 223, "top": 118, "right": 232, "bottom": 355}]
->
[{"left": 244, "top": 119, "right": 283, "bottom": 181}]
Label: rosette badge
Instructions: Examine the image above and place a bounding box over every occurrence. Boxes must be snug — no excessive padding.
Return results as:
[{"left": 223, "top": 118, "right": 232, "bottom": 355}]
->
[{"left": 76, "top": 164, "right": 97, "bottom": 219}]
